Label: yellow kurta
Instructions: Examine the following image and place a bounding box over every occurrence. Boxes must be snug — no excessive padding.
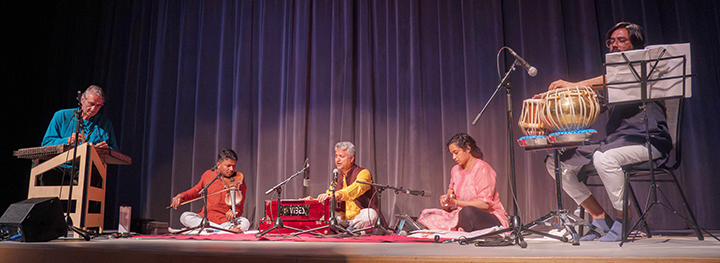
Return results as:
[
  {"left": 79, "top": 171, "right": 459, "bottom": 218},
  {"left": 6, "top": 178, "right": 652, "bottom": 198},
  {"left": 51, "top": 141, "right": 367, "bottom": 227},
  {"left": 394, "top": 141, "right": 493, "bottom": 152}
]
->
[{"left": 326, "top": 169, "right": 372, "bottom": 220}]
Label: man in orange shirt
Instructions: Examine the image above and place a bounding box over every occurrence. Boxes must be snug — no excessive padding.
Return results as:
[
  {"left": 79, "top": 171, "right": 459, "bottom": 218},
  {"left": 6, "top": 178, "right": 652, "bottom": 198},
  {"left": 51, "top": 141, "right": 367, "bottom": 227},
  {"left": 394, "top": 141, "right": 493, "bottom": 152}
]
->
[{"left": 170, "top": 149, "right": 249, "bottom": 232}]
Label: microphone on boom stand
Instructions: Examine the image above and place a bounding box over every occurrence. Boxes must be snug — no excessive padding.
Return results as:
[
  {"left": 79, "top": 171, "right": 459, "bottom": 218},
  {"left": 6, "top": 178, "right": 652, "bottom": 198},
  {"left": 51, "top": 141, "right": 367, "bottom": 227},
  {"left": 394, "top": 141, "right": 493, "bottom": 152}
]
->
[{"left": 303, "top": 158, "right": 310, "bottom": 187}]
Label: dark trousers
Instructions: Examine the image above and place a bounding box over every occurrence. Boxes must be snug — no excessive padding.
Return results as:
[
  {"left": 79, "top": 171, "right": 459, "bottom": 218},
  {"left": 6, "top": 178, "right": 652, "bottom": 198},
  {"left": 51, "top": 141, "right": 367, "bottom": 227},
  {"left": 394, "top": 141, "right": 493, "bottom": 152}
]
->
[{"left": 456, "top": 206, "right": 502, "bottom": 232}]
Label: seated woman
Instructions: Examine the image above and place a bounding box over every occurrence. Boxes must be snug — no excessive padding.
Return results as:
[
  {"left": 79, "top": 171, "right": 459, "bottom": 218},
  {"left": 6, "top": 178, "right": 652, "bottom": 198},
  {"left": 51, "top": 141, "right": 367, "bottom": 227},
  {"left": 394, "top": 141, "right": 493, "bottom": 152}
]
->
[{"left": 417, "top": 133, "right": 509, "bottom": 232}]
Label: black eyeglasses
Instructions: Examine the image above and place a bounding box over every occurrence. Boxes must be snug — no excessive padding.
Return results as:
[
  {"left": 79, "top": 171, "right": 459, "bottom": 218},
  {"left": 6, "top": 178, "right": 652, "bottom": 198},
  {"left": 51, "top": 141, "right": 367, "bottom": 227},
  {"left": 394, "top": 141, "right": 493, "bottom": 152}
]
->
[{"left": 606, "top": 37, "right": 629, "bottom": 48}]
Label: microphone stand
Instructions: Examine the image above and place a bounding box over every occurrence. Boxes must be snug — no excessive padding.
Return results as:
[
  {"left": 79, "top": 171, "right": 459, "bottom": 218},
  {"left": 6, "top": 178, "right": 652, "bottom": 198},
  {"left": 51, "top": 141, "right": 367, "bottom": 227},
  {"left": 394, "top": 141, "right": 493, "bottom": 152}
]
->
[
  {"left": 62, "top": 105, "right": 91, "bottom": 241},
  {"left": 256, "top": 164, "right": 309, "bottom": 237},
  {"left": 351, "top": 181, "right": 428, "bottom": 235},
  {"left": 355, "top": 181, "right": 429, "bottom": 197},
  {"left": 174, "top": 170, "right": 239, "bottom": 235},
  {"left": 291, "top": 170, "right": 355, "bottom": 237},
  {"left": 466, "top": 59, "right": 532, "bottom": 248},
  {"left": 229, "top": 187, "right": 238, "bottom": 229}
]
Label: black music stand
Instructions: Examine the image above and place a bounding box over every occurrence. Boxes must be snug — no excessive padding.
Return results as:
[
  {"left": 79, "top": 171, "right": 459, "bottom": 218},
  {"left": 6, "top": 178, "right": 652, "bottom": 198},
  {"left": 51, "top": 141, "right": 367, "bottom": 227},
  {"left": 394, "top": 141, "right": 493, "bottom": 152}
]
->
[
  {"left": 173, "top": 171, "right": 239, "bottom": 235},
  {"left": 256, "top": 162, "right": 310, "bottom": 237},
  {"left": 604, "top": 45, "right": 717, "bottom": 245}
]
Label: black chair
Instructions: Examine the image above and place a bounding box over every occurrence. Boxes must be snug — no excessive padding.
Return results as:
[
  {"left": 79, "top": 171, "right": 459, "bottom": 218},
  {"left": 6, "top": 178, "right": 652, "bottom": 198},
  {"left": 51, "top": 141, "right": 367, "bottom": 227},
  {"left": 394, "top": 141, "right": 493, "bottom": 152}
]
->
[{"left": 577, "top": 97, "right": 704, "bottom": 242}]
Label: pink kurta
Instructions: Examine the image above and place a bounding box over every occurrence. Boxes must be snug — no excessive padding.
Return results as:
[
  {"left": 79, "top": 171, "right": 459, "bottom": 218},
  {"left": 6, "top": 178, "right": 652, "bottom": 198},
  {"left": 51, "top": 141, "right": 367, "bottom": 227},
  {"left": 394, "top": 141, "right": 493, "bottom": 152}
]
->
[{"left": 418, "top": 159, "right": 509, "bottom": 230}]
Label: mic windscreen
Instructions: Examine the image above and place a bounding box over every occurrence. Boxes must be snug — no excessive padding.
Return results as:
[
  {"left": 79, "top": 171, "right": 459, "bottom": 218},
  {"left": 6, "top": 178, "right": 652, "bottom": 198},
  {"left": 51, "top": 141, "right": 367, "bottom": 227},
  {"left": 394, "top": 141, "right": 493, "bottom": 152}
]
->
[
  {"left": 333, "top": 168, "right": 340, "bottom": 175},
  {"left": 421, "top": 190, "right": 432, "bottom": 197},
  {"left": 528, "top": 66, "right": 538, "bottom": 77},
  {"left": 303, "top": 159, "right": 310, "bottom": 187}
]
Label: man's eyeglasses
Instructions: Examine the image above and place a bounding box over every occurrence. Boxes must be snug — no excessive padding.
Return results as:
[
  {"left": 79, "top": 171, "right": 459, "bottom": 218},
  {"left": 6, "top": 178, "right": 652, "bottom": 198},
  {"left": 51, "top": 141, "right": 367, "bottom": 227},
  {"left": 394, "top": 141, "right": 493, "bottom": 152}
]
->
[{"left": 606, "top": 37, "right": 629, "bottom": 48}]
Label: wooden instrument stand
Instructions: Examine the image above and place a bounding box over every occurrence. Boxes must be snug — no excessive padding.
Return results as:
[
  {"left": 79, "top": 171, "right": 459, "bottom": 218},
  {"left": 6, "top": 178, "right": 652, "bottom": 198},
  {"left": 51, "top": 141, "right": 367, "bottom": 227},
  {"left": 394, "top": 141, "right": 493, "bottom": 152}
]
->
[{"left": 19, "top": 143, "right": 131, "bottom": 233}]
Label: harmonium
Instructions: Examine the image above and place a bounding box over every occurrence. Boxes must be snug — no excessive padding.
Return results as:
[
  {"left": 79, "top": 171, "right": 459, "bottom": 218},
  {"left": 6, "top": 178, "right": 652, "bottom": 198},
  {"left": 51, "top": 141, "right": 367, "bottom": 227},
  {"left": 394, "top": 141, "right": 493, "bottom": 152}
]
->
[{"left": 258, "top": 199, "right": 331, "bottom": 235}]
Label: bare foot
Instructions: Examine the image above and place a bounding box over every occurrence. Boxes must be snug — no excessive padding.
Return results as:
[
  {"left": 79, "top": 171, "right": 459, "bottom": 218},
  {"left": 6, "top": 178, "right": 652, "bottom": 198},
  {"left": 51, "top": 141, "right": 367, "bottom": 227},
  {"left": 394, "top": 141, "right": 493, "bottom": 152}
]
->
[{"left": 228, "top": 226, "right": 244, "bottom": 233}]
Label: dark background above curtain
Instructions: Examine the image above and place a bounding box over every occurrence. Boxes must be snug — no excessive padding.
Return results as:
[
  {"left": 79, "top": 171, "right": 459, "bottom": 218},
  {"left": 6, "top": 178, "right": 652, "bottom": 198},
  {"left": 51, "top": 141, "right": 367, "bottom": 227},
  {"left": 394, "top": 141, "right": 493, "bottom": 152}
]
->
[{"left": 2, "top": 0, "right": 719, "bottom": 231}]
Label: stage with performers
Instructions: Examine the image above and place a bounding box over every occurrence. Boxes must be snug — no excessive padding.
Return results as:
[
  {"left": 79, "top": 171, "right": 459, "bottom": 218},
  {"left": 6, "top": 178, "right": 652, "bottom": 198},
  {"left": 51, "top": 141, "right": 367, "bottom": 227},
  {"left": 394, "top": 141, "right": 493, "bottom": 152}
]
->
[{"left": 5, "top": 1, "right": 720, "bottom": 263}]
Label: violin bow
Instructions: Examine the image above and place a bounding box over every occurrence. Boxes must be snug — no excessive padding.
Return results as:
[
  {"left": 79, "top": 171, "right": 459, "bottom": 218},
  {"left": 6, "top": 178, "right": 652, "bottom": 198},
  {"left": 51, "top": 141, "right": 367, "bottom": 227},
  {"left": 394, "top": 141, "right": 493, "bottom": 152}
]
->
[{"left": 166, "top": 188, "right": 230, "bottom": 209}]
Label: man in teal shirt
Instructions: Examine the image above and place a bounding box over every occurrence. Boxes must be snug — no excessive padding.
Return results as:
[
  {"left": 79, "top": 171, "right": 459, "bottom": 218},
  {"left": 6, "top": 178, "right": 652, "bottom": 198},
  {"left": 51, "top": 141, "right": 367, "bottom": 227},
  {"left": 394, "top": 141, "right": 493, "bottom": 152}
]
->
[{"left": 42, "top": 85, "right": 118, "bottom": 150}]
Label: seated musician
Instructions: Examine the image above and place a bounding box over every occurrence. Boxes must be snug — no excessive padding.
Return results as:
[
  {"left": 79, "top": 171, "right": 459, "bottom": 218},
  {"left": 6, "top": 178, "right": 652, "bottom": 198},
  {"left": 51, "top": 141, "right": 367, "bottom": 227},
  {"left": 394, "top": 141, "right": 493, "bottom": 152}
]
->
[
  {"left": 42, "top": 85, "right": 118, "bottom": 150},
  {"left": 307, "top": 141, "right": 378, "bottom": 231},
  {"left": 543, "top": 22, "right": 672, "bottom": 242},
  {"left": 170, "top": 149, "right": 250, "bottom": 233},
  {"left": 418, "top": 133, "right": 509, "bottom": 232}
]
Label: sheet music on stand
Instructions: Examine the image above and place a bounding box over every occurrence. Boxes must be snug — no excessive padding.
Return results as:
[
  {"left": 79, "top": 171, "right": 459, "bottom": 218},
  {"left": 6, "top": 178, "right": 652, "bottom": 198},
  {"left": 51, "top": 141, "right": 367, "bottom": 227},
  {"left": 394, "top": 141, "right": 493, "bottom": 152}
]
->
[
  {"left": 605, "top": 43, "right": 692, "bottom": 104},
  {"left": 601, "top": 43, "right": 706, "bottom": 246}
]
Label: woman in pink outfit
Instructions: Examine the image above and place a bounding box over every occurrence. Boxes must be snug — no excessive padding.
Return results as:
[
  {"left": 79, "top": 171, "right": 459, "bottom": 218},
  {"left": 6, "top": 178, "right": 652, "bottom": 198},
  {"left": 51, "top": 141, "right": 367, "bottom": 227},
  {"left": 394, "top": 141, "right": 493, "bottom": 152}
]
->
[{"left": 418, "top": 133, "right": 509, "bottom": 231}]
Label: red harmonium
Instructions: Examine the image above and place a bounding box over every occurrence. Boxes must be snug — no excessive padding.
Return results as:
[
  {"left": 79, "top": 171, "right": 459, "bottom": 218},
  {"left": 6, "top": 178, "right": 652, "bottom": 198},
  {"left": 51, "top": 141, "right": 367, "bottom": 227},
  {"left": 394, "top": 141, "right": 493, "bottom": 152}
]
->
[{"left": 258, "top": 199, "right": 331, "bottom": 235}]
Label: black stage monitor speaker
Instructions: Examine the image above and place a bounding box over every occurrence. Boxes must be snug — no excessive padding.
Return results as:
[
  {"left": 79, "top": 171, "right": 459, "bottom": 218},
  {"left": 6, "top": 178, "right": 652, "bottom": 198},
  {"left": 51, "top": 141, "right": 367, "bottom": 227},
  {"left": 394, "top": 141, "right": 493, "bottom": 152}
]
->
[{"left": 0, "top": 197, "right": 68, "bottom": 242}]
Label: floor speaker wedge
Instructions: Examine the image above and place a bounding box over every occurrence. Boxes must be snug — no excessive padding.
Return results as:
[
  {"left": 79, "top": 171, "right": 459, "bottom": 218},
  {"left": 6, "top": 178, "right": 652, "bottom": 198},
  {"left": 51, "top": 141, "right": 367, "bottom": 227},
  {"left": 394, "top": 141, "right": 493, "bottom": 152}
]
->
[{"left": 0, "top": 197, "right": 68, "bottom": 242}]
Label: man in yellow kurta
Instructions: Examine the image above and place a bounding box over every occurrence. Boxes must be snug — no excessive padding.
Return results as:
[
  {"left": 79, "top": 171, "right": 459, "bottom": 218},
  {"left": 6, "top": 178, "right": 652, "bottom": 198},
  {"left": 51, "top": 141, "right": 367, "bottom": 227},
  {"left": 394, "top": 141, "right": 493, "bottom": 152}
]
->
[{"left": 315, "top": 142, "right": 378, "bottom": 230}]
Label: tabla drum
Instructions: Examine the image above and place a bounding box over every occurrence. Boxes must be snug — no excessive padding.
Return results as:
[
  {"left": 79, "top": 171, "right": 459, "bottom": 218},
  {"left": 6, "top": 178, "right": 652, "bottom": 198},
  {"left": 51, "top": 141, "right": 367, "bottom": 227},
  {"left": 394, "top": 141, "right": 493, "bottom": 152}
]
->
[
  {"left": 517, "top": 98, "right": 548, "bottom": 146},
  {"left": 540, "top": 86, "right": 600, "bottom": 132},
  {"left": 518, "top": 98, "right": 547, "bottom": 136},
  {"left": 540, "top": 86, "right": 600, "bottom": 143}
]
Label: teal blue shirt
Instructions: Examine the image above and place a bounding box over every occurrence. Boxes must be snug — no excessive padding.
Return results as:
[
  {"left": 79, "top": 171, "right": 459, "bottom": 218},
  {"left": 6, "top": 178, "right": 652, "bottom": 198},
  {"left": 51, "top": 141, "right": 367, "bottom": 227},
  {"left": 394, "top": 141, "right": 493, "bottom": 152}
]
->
[{"left": 42, "top": 108, "right": 118, "bottom": 150}]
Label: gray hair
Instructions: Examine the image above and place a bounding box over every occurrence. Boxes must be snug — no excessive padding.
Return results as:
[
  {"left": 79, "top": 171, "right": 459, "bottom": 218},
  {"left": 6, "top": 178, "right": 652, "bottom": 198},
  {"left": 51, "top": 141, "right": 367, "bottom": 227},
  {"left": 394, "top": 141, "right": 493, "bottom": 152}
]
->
[
  {"left": 335, "top": 141, "right": 356, "bottom": 157},
  {"left": 82, "top": 85, "right": 106, "bottom": 101}
]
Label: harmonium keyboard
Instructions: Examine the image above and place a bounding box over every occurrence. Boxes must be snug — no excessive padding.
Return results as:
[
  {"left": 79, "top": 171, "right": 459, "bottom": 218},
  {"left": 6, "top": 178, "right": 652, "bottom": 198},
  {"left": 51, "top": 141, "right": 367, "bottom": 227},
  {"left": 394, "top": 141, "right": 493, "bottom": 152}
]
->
[
  {"left": 258, "top": 199, "right": 331, "bottom": 235},
  {"left": 14, "top": 144, "right": 132, "bottom": 165}
]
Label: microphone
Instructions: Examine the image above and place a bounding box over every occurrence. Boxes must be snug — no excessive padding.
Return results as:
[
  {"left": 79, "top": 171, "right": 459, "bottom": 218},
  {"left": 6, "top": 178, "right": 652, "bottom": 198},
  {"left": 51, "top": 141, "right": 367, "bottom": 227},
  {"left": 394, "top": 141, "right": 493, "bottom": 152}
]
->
[
  {"left": 302, "top": 158, "right": 310, "bottom": 187},
  {"left": 330, "top": 168, "right": 341, "bottom": 189},
  {"left": 402, "top": 189, "right": 432, "bottom": 197},
  {"left": 74, "top": 91, "right": 84, "bottom": 118},
  {"left": 332, "top": 168, "right": 340, "bottom": 180},
  {"left": 507, "top": 48, "right": 537, "bottom": 77}
]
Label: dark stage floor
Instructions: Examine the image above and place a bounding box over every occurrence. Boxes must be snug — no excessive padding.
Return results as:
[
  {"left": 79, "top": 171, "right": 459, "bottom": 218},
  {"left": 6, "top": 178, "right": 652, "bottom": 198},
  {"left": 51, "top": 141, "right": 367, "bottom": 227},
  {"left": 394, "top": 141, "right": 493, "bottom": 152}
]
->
[{"left": 1, "top": 230, "right": 719, "bottom": 263}]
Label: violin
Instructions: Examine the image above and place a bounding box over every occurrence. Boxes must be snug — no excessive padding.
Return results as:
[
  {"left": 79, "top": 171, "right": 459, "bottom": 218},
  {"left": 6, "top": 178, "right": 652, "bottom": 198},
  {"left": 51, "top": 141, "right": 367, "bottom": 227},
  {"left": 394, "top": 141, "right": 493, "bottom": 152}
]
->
[
  {"left": 166, "top": 171, "right": 245, "bottom": 210},
  {"left": 223, "top": 172, "right": 244, "bottom": 206}
]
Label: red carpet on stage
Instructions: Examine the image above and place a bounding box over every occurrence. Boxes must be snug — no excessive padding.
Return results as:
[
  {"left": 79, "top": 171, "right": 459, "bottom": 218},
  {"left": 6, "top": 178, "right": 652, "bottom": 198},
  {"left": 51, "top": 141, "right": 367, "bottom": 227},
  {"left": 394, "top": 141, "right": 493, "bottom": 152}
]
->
[{"left": 135, "top": 233, "right": 436, "bottom": 243}]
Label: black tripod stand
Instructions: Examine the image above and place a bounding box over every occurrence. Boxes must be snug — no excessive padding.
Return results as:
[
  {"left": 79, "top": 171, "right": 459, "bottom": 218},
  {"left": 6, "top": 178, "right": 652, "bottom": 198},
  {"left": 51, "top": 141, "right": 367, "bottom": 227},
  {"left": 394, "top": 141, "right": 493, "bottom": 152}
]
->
[
  {"left": 352, "top": 181, "right": 432, "bottom": 236},
  {"left": 290, "top": 169, "right": 354, "bottom": 237},
  {"left": 173, "top": 171, "right": 239, "bottom": 235},
  {"left": 521, "top": 146, "right": 594, "bottom": 245},
  {"left": 256, "top": 162, "right": 312, "bottom": 237},
  {"left": 348, "top": 181, "right": 396, "bottom": 236},
  {"left": 62, "top": 93, "right": 92, "bottom": 241},
  {"left": 463, "top": 47, "right": 540, "bottom": 248}
]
